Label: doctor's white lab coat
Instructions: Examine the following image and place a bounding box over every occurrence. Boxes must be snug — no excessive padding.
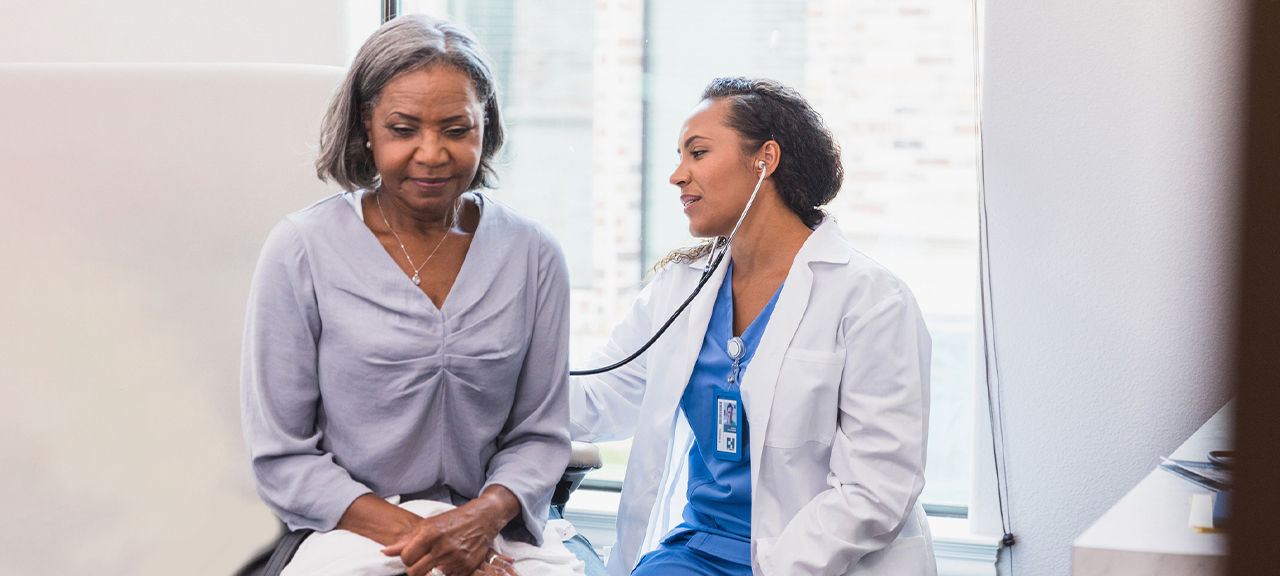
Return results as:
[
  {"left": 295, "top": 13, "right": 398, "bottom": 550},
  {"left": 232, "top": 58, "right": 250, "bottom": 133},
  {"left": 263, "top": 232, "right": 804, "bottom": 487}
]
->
[{"left": 570, "top": 219, "right": 936, "bottom": 576}]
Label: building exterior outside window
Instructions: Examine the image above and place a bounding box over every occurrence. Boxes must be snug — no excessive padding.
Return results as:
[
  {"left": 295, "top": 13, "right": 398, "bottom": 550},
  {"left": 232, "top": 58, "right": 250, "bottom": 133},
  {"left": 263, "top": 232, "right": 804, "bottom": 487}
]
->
[{"left": 396, "top": 0, "right": 977, "bottom": 510}]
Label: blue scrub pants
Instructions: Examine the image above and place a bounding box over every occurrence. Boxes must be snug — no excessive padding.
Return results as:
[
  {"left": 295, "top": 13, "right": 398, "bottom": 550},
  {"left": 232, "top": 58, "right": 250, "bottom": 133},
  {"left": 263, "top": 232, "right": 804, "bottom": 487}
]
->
[{"left": 630, "top": 534, "right": 752, "bottom": 576}]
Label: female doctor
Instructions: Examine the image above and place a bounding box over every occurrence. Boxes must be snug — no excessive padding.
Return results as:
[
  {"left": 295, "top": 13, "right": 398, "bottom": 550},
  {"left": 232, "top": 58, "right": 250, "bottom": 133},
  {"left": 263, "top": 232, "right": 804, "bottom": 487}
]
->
[{"left": 570, "top": 77, "right": 936, "bottom": 576}]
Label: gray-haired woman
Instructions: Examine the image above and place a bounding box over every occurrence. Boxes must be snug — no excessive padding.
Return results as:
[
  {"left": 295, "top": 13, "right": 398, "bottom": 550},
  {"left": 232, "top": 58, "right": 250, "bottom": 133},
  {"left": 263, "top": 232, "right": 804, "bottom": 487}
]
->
[{"left": 241, "top": 14, "right": 582, "bottom": 576}]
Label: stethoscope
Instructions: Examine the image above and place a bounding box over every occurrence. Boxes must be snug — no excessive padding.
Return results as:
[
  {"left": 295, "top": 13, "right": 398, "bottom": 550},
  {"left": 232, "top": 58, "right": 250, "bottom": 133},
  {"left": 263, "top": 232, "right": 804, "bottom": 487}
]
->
[{"left": 570, "top": 161, "right": 769, "bottom": 376}]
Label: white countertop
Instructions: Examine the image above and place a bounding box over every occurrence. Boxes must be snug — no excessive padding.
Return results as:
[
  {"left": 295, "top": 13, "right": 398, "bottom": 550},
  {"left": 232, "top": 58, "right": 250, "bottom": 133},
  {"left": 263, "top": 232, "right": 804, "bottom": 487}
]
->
[{"left": 1071, "top": 402, "right": 1231, "bottom": 575}]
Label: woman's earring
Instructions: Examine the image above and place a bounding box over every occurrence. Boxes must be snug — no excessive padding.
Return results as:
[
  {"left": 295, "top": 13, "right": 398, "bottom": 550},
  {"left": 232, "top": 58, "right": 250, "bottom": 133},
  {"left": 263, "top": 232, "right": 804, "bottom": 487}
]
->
[{"left": 365, "top": 141, "right": 372, "bottom": 149}]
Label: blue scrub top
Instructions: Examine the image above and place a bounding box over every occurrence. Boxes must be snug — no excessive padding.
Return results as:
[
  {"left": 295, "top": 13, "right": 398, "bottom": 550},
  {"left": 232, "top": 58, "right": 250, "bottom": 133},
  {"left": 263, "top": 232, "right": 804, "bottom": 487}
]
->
[{"left": 668, "top": 261, "right": 783, "bottom": 566}]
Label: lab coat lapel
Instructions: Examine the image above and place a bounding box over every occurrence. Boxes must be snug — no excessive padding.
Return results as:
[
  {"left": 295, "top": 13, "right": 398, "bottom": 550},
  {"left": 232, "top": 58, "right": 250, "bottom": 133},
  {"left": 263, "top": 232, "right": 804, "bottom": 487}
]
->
[
  {"left": 740, "top": 220, "right": 847, "bottom": 491},
  {"left": 634, "top": 255, "right": 726, "bottom": 549},
  {"left": 661, "top": 257, "right": 729, "bottom": 407},
  {"left": 617, "top": 258, "right": 726, "bottom": 574},
  {"left": 740, "top": 256, "right": 811, "bottom": 491}
]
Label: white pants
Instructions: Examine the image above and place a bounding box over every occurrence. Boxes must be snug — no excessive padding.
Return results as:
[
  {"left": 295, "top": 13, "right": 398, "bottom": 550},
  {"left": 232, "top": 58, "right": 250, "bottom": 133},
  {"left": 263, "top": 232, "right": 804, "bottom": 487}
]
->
[{"left": 281, "top": 498, "right": 587, "bottom": 576}]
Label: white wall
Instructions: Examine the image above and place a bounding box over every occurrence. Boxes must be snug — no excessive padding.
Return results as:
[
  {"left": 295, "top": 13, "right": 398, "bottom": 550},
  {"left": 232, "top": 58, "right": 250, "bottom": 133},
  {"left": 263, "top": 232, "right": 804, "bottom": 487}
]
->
[
  {"left": 978, "top": 1, "right": 1245, "bottom": 574},
  {"left": 0, "top": 0, "right": 372, "bottom": 65}
]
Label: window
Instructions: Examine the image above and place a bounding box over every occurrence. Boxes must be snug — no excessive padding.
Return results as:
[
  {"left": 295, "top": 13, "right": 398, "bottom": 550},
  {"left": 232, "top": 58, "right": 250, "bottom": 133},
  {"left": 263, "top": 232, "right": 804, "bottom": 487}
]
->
[{"left": 381, "top": 0, "right": 978, "bottom": 513}]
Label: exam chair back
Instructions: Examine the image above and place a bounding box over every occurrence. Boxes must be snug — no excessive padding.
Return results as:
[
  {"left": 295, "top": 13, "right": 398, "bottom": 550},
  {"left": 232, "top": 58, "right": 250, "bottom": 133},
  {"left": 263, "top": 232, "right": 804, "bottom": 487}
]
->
[{"left": 0, "top": 63, "right": 345, "bottom": 576}]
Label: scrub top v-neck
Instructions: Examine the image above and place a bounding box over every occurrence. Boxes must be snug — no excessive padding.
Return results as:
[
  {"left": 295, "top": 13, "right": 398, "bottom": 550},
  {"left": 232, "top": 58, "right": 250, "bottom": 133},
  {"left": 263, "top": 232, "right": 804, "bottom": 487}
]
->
[{"left": 669, "top": 260, "right": 783, "bottom": 566}]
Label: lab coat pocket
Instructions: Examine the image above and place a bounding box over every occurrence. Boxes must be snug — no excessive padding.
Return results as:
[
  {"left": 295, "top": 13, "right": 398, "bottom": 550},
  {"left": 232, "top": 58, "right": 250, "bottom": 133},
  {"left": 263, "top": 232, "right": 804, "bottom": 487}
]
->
[
  {"left": 764, "top": 348, "right": 843, "bottom": 448},
  {"left": 849, "top": 534, "right": 935, "bottom": 576}
]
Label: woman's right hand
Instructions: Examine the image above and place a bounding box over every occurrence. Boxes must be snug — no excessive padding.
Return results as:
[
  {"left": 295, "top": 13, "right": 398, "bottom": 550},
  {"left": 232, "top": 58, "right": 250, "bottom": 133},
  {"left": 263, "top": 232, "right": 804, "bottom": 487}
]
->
[
  {"left": 382, "top": 484, "right": 519, "bottom": 576},
  {"left": 336, "top": 493, "right": 522, "bottom": 575}
]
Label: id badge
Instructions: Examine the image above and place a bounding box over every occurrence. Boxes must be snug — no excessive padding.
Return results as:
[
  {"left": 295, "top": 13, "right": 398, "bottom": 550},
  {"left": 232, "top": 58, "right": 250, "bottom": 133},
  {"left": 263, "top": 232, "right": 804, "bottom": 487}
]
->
[{"left": 714, "top": 388, "right": 744, "bottom": 461}]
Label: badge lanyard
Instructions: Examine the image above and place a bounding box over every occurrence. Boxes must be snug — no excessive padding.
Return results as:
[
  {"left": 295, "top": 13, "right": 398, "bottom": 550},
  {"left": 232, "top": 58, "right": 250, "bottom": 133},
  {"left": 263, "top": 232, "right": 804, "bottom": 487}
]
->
[{"left": 715, "top": 336, "right": 746, "bottom": 461}]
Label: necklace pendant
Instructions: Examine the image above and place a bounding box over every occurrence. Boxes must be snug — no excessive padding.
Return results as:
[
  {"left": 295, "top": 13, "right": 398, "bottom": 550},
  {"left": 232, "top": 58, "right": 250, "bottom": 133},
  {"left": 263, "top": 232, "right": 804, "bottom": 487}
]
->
[{"left": 411, "top": 273, "right": 421, "bottom": 286}]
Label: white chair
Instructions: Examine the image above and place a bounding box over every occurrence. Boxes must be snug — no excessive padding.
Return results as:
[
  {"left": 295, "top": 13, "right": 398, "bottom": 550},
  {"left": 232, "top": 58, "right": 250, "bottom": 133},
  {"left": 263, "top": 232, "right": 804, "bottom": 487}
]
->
[
  {"left": 0, "top": 62, "right": 608, "bottom": 576},
  {"left": 0, "top": 63, "right": 346, "bottom": 576}
]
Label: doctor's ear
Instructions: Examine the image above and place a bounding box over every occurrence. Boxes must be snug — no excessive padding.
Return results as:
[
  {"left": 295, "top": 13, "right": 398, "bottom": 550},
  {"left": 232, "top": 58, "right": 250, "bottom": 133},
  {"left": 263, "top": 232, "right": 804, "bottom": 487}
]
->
[{"left": 757, "top": 140, "right": 781, "bottom": 175}]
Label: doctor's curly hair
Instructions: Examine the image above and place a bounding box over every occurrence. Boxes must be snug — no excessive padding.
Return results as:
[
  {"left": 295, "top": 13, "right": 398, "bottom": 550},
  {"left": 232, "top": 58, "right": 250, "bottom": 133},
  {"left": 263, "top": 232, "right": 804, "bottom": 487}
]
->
[{"left": 657, "top": 77, "right": 844, "bottom": 269}]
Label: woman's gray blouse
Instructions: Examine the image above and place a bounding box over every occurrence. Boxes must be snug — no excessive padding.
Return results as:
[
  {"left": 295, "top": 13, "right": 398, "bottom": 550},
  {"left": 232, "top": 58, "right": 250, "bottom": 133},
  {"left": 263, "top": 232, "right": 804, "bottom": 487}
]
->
[{"left": 241, "top": 191, "right": 570, "bottom": 544}]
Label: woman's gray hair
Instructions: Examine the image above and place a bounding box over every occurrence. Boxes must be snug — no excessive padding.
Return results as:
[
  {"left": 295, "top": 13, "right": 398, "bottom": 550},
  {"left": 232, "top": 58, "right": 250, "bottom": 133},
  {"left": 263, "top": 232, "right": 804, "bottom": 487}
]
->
[{"left": 316, "top": 14, "right": 504, "bottom": 192}]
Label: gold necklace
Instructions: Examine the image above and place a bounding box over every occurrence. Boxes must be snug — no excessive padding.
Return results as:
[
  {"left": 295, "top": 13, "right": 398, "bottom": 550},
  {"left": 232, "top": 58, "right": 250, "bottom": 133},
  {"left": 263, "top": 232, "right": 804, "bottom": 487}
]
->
[{"left": 376, "top": 192, "right": 459, "bottom": 286}]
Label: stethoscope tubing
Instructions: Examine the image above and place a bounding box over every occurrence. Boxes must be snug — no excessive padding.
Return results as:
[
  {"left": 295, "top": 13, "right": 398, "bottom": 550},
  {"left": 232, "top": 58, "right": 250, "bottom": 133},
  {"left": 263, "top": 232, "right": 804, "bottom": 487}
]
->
[
  {"left": 570, "top": 164, "right": 767, "bottom": 376},
  {"left": 568, "top": 245, "right": 726, "bottom": 376}
]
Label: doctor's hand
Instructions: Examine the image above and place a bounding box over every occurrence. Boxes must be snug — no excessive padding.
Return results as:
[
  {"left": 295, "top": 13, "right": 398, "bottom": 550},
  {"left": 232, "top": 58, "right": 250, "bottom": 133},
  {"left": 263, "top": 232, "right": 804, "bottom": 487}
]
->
[{"left": 382, "top": 485, "right": 521, "bottom": 576}]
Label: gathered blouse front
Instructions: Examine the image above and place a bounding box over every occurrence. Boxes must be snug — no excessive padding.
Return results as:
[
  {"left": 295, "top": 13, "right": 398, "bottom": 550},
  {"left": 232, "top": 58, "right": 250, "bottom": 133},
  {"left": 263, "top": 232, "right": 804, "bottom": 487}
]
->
[{"left": 241, "top": 191, "right": 571, "bottom": 543}]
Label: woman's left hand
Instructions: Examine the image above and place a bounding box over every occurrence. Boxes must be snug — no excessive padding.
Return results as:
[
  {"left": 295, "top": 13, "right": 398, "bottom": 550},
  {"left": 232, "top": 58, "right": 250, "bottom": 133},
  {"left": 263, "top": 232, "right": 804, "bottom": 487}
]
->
[
  {"left": 382, "top": 486, "right": 521, "bottom": 576},
  {"left": 471, "top": 552, "right": 519, "bottom": 576}
]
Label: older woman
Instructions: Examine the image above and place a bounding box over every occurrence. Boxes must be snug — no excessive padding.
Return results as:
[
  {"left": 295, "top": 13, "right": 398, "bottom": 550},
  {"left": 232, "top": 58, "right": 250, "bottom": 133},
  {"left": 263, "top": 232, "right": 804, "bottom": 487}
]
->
[
  {"left": 571, "top": 77, "right": 936, "bottom": 575},
  {"left": 241, "top": 15, "right": 581, "bottom": 576}
]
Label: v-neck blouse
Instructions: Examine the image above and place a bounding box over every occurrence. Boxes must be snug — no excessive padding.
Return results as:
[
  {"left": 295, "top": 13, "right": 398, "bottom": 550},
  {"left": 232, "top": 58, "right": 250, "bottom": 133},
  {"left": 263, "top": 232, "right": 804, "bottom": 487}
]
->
[{"left": 241, "top": 191, "right": 571, "bottom": 543}]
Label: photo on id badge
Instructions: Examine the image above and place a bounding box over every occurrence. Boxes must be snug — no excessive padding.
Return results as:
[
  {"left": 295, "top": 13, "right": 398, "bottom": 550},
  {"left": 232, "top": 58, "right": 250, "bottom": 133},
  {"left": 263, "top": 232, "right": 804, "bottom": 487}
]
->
[{"left": 716, "top": 392, "right": 742, "bottom": 460}]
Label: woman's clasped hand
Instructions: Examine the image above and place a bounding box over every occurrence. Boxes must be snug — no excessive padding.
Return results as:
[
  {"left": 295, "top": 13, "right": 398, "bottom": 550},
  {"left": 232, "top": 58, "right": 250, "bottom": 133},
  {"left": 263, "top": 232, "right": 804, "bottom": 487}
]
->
[{"left": 380, "top": 490, "right": 522, "bottom": 576}]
